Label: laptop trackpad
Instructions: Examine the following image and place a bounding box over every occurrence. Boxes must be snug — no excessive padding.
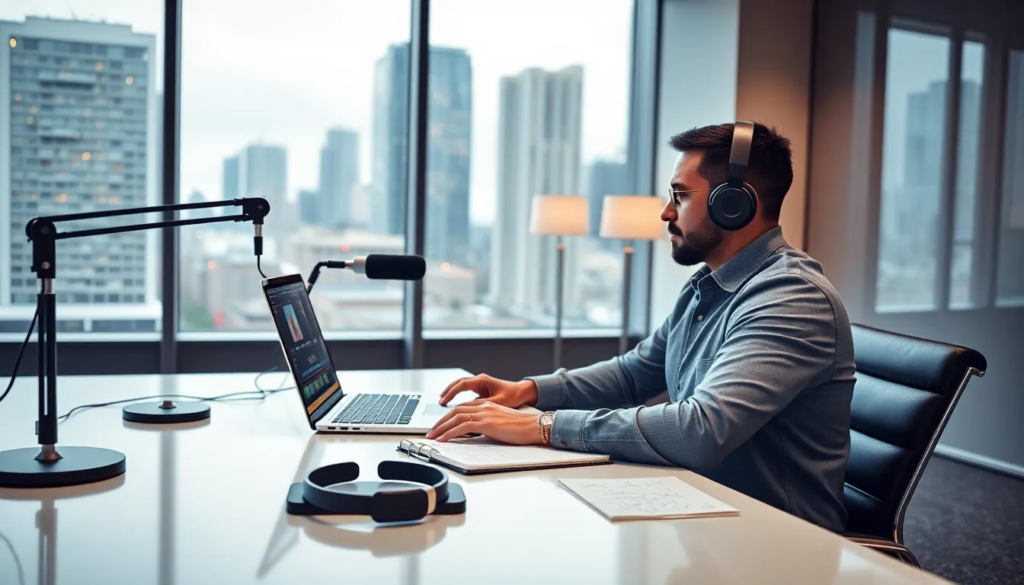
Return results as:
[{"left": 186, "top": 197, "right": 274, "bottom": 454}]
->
[{"left": 421, "top": 403, "right": 454, "bottom": 417}]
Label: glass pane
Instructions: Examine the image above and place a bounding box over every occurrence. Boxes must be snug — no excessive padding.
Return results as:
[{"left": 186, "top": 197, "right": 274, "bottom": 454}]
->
[
  {"left": 949, "top": 39, "right": 985, "bottom": 309},
  {"left": 0, "top": 4, "right": 164, "bottom": 337},
  {"left": 179, "top": 2, "right": 409, "bottom": 333},
  {"left": 876, "top": 28, "right": 950, "bottom": 312},
  {"left": 996, "top": 49, "right": 1024, "bottom": 307},
  {"left": 423, "top": 0, "right": 633, "bottom": 330}
]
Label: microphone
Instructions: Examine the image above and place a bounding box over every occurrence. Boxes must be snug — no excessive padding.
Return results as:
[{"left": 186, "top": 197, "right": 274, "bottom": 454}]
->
[
  {"left": 306, "top": 254, "right": 426, "bottom": 293},
  {"left": 348, "top": 254, "right": 426, "bottom": 280}
]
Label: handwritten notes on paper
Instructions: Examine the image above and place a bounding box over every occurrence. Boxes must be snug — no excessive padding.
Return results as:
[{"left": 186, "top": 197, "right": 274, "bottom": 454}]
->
[{"left": 558, "top": 477, "right": 739, "bottom": 521}]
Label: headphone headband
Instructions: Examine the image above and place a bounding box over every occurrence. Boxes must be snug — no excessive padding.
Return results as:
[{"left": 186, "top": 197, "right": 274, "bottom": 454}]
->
[
  {"left": 303, "top": 460, "right": 449, "bottom": 523},
  {"left": 728, "top": 120, "right": 755, "bottom": 187}
]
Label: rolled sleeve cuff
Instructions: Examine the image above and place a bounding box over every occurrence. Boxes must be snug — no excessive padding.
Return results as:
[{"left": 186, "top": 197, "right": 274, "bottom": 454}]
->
[
  {"left": 550, "top": 409, "right": 589, "bottom": 452},
  {"left": 526, "top": 373, "right": 564, "bottom": 411}
]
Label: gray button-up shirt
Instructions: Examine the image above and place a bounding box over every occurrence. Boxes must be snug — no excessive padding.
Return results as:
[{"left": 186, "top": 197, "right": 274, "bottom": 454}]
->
[{"left": 530, "top": 226, "right": 854, "bottom": 531}]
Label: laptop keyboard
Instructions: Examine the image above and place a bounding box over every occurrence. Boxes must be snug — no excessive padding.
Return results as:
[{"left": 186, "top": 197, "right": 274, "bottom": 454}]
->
[{"left": 330, "top": 393, "right": 420, "bottom": 426}]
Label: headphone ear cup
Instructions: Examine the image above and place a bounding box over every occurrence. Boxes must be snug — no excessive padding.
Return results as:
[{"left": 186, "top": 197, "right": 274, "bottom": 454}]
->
[{"left": 707, "top": 184, "right": 757, "bottom": 231}]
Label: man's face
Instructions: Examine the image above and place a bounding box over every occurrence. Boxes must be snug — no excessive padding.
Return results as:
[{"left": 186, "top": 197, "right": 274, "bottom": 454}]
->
[{"left": 661, "top": 152, "right": 723, "bottom": 266}]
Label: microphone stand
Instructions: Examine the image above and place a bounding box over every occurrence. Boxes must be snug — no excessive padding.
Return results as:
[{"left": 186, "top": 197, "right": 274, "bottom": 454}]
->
[{"left": 0, "top": 197, "right": 269, "bottom": 489}]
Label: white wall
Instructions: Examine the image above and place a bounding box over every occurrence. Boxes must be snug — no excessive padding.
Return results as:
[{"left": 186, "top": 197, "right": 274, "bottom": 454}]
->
[
  {"left": 736, "top": 0, "right": 814, "bottom": 250},
  {"left": 650, "top": 0, "right": 814, "bottom": 330},
  {"left": 650, "top": 0, "right": 739, "bottom": 330}
]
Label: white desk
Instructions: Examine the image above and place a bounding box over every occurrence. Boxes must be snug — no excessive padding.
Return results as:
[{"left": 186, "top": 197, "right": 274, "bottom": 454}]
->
[{"left": 0, "top": 369, "right": 948, "bottom": 584}]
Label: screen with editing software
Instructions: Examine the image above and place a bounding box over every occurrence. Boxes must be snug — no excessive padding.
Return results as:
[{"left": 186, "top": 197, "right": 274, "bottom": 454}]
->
[{"left": 265, "top": 279, "right": 341, "bottom": 418}]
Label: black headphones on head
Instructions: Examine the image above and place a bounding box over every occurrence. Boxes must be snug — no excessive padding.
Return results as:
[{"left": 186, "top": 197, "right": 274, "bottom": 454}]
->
[{"left": 706, "top": 120, "right": 758, "bottom": 231}]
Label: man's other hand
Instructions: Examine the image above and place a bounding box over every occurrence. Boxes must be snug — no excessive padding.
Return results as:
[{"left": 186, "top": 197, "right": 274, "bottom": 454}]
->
[
  {"left": 438, "top": 374, "right": 538, "bottom": 408},
  {"left": 426, "top": 401, "right": 543, "bottom": 445}
]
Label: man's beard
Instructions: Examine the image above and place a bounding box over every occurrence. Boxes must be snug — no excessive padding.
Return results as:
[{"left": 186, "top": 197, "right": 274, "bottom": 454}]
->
[{"left": 669, "top": 220, "right": 723, "bottom": 266}]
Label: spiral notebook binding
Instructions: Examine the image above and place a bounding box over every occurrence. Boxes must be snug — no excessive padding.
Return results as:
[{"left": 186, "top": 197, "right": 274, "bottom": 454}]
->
[{"left": 399, "top": 439, "right": 439, "bottom": 463}]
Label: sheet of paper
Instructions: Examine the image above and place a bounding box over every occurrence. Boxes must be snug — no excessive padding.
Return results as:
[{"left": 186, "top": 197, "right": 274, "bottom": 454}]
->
[
  {"left": 412, "top": 437, "right": 608, "bottom": 468},
  {"left": 558, "top": 477, "right": 739, "bottom": 520}
]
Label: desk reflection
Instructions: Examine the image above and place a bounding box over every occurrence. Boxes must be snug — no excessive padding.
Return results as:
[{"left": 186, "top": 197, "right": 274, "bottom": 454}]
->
[
  {"left": 0, "top": 474, "right": 125, "bottom": 585},
  {"left": 257, "top": 432, "right": 464, "bottom": 581}
]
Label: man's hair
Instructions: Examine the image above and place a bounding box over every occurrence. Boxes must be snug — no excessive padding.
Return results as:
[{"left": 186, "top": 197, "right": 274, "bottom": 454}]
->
[{"left": 668, "top": 122, "right": 793, "bottom": 221}]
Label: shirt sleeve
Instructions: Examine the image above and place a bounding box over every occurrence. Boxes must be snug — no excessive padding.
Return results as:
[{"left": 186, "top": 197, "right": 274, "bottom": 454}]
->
[
  {"left": 526, "top": 312, "right": 673, "bottom": 412},
  {"left": 547, "top": 272, "right": 839, "bottom": 469}
]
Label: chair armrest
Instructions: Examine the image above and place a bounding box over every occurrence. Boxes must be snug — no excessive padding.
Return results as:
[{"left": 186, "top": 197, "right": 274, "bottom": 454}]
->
[{"left": 844, "top": 533, "right": 921, "bottom": 568}]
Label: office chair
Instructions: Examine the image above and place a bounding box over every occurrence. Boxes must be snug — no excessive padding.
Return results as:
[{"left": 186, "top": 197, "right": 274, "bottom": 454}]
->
[{"left": 843, "top": 324, "right": 987, "bottom": 566}]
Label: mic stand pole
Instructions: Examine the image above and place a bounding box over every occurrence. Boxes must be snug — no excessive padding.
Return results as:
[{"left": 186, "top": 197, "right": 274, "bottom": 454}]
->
[{"left": 0, "top": 198, "right": 268, "bottom": 489}]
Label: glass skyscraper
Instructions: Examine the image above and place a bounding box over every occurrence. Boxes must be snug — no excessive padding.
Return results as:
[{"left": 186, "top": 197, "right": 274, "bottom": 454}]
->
[{"left": 372, "top": 44, "right": 472, "bottom": 264}]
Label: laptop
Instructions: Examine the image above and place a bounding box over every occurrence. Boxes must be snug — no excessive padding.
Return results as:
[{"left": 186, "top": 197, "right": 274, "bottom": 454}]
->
[{"left": 261, "top": 273, "right": 452, "bottom": 434}]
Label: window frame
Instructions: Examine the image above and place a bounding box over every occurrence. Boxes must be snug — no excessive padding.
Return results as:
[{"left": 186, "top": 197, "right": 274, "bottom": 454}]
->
[
  {"left": 0, "top": 0, "right": 661, "bottom": 375},
  {"left": 868, "top": 10, "right": 1017, "bottom": 318}
]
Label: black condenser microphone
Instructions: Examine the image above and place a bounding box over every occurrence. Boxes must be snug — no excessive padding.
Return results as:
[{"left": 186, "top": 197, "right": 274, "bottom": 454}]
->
[
  {"left": 352, "top": 254, "right": 427, "bottom": 280},
  {"left": 306, "top": 254, "right": 426, "bottom": 293}
]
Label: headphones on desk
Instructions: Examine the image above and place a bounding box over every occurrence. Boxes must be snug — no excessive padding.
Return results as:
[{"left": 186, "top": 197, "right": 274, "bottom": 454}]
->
[
  {"left": 303, "top": 460, "right": 449, "bottom": 523},
  {"left": 707, "top": 120, "right": 758, "bottom": 231}
]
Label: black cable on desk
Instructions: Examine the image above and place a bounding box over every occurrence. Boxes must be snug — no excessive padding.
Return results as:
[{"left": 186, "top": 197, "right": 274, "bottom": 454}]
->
[
  {"left": 0, "top": 530, "right": 26, "bottom": 585},
  {"left": 57, "top": 367, "right": 295, "bottom": 424}
]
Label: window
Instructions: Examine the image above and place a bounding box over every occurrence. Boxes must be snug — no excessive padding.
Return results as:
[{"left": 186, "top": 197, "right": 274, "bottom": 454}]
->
[
  {"left": 423, "top": 0, "right": 632, "bottom": 331},
  {"left": 949, "top": 40, "right": 985, "bottom": 308},
  {"left": 0, "top": 2, "right": 163, "bottom": 338},
  {"left": 996, "top": 49, "right": 1024, "bottom": 307},
  {"left": 876, "top": 28, "right": 950, "bottom": 311},
  {"left": 179, "top": 1, "right": 410, "bottom": 334}
]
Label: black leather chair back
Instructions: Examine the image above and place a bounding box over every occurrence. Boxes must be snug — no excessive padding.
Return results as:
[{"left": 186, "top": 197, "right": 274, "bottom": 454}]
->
[{"left": 845, "top": 324, "right": 987, "bottom": 540}]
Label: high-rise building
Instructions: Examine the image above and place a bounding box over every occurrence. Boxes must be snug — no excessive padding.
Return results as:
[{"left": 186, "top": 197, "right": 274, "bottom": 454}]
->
[
  {"left": 490, "top": 66, "right": 584, "bottom": 319},
  {"left": 372, "top": 44, "right": 472, "bottom": 264},
  {"left": 585, "top": 160, "right": 628, "bottom": 239},
  {"left": 882, "top": 80, "right": 980, "bottom": 267},
  {"left": 0, "top": 17, "right": 160, "bottom": 332},
  {"left": 222, "top": 144, "right": 288, "bottom": 241},
  {"left": 298, "top": 189, "right": 318, "bottom": 225},
  {"left": 223, "top": 155, "right": 239, "bottom": 199},
  {"left": 318, "top": 128, "right": 359, "bottom": 228},
  {"left": 423, "top": 48, "right": 472, "bottom": 263},
  {"left": 372, "top": 45, "right": 409, "bottom": 237}
]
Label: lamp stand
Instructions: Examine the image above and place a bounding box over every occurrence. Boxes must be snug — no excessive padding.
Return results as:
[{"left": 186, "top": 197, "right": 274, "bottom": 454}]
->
[
  {"left": 619, "top": 243, "right": 634, "bottom": 355},
  {"left": 554, "top": 237, "right": 565, "bottom": 370}
]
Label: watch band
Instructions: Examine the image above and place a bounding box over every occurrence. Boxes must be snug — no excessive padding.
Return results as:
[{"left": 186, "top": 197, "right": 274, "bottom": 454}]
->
[{"left": 538, "top": 411, "right": 554, "bottom": 447}]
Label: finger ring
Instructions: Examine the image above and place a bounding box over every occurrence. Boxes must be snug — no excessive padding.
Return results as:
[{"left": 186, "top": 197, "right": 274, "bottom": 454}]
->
[{"left": 468, "top": 414, "right": 474, "bottom": 422}]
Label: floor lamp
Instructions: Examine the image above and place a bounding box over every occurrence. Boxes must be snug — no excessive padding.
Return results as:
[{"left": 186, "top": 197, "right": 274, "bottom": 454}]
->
[
  {"left": 529, "top": 195, "right": 589, "bottom": 370},
  {"left": 599, "top": 196, "right": 665, "bottom": 355}
]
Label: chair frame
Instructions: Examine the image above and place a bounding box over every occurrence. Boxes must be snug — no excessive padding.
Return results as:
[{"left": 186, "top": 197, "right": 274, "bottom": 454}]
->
[{"left": 850, "top": 366, "right": 986, "bottom": 567}]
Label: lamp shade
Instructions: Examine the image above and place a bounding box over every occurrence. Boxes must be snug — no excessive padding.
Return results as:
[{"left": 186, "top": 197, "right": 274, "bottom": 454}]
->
[
  {"left": 599, "top": 195, "right": 665, "bottom": 240},
  {"left": 529, "top": 195, "right": 590, "bottom": 236}
]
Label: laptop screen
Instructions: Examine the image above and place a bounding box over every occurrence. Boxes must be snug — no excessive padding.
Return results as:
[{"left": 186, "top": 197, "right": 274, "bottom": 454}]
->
[{"left": 263, "top": 275, "right": 343, "bottom": 425}]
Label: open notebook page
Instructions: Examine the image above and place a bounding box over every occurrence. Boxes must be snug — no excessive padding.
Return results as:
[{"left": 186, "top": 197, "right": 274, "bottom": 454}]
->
[{"left": 559, "top": 476, "right": 739, "bottom": 520}]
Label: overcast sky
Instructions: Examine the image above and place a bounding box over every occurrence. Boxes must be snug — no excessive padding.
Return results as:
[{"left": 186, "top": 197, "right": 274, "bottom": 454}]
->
[{"left": 5, "top": 0, "right": 633, "bottom": 225}]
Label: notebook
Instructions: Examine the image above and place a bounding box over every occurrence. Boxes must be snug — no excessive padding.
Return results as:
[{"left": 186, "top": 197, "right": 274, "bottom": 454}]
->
[
  {"left": 396, "top": 436, "right": 612, "bottom": 475},
  {"left": 558, "top": 477, "right": 739, "bottom": 521}
]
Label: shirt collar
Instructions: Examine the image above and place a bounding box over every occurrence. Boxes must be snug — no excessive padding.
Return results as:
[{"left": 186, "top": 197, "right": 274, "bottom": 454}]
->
[{"left": 706, "top": 226, "right": 788, "bottom": 293}]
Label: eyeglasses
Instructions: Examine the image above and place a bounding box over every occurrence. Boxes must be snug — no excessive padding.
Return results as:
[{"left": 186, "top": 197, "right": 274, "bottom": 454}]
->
[{"left": 666, "top": 188, "right": 712, "bottom": 206}]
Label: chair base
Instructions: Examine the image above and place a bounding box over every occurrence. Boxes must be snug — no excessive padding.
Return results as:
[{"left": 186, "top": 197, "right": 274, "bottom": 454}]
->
[{"left": 846, "top": 533, "right": 921, "bottom": 568}]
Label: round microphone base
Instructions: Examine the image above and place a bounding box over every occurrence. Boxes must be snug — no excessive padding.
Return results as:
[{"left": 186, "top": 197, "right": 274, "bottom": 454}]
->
[
  {"left": 0, "top": 446, "right": 126, "bottom": 488},
  {"left": 122, "top": 400, "right": 211, "bottom": 424}
]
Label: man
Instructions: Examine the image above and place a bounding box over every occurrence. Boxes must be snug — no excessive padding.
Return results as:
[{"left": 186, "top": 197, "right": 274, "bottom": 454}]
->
[{"left": 428, "top": 122, "right": 855, "bottom": 532}]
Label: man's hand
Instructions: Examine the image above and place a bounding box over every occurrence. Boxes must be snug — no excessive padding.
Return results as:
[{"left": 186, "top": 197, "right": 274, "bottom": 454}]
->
[
  {"left": 439, "top": 374, "right": 538, "bottom": 408},
  {"left": 426, "top": 401, "right": 543, "bottom": 445}
]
